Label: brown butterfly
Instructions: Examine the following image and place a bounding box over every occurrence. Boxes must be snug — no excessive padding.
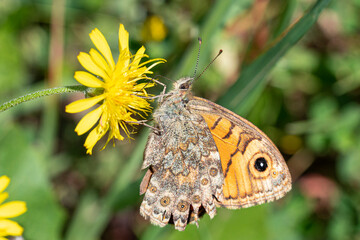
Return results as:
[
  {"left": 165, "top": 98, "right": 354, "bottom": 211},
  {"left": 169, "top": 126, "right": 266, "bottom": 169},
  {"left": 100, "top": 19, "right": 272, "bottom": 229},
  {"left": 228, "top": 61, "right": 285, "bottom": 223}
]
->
[{"left": 140, "top": 77, "right": 291, "bottom": 231}]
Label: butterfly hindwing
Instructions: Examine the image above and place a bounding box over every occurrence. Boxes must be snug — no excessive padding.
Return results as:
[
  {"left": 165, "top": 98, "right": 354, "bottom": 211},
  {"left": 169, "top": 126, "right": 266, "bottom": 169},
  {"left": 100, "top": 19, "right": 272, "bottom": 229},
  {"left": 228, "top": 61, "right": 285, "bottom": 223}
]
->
[
  {"left": 189, "top": 96, "right": 292, "bottom": 209},
  {"left": 140, "top": 93, "right": 224, "bottom": 230}
]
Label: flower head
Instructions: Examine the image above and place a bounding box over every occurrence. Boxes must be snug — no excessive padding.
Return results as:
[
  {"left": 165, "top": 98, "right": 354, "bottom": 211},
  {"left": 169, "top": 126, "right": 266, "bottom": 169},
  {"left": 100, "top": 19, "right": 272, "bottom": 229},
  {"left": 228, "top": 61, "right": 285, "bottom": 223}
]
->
[
  {"left": 141, "top": 15, "right": 167, "bottom": 42},
  {"left": 66, "top": 24, "right": 165, "bottom": 154},
  {"left": 0, "top": 176, "right": 27, "bottom": 240}
]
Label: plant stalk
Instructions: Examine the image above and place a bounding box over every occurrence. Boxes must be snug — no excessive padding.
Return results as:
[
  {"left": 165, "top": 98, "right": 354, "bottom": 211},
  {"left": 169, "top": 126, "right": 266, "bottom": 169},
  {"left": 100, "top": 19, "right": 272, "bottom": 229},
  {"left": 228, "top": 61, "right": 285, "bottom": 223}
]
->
[{"left": 0, "top": 85, "right": 87, "bottom": 113}]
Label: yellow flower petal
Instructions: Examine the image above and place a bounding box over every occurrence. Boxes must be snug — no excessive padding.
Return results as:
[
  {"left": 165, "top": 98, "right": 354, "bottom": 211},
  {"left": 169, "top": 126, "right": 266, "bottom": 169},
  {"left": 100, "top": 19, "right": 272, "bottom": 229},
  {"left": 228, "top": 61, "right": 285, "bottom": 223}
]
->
[
  {"left": 114, "top": 52, "right": 130, "bottom": 77},
  {"left": 74, "top": 71, "right": 104, "bottom": 88},
  {"left": 84, "top": 125, "right": 110, "bottom": 155},
  {"left": 0, "top": 201, "right": 26, "bottom": 218},
  {"left": 89, "top": 48, "right": 112, "bottom": 75},
  {"left": 146, "top": 59, "right": 167, "bottom": 72},
  {"left": 118, "top": 24, "right": 130, "bottom": 68},
  {"left": 118, "top": 24, "right": 129, "bottom": 52},
  {"left": 66, "top": 95, "right": 105, "bottom": 113},
  {"left": 131, "top": 46, "right": 145, "bottom": 70},
  {"left": 75, "top": 105, "right": 104, "bottom": 135},
  {"left": 0, "top": 177, "right": 9, "bottom": 194},
  {"left": 138, "top": 58, "right": 166, "bottom": 70},
  {"left": 89, "top": 28, "right": 115, "bottom": 70},
  {"left": 0, "top": 219, "right": 23, "bottom": 236},
  {"left": 77, "top": 52, "right": 110, "bottom": 81},
  {"left": 0, "top": 193, "right": 9, "bottom": 205}
]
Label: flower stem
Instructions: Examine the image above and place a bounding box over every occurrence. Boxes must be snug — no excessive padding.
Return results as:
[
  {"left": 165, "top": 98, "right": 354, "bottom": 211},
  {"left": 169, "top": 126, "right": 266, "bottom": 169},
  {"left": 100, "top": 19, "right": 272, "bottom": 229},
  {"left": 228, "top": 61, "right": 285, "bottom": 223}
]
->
[{"left": 0, "top": 85, "right": 88, "bottom": 112}]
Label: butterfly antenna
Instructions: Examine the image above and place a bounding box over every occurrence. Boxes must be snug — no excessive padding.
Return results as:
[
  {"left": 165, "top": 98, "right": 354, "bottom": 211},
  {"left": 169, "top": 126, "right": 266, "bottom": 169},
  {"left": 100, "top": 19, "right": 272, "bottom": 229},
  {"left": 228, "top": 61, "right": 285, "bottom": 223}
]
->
[
  {"left": 192, "top": 37, "right": 202, "bottom": 81},
  {"left": 195, "top": 49, "right": 223, "bottom": 81}
]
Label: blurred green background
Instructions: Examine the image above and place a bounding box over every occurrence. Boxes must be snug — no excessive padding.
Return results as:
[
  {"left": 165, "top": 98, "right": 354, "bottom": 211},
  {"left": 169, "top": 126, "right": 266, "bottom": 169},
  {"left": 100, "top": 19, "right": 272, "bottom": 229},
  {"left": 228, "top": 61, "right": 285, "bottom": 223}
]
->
[{"left": 1, "top": 0, "right": 360, "bottom": 239}]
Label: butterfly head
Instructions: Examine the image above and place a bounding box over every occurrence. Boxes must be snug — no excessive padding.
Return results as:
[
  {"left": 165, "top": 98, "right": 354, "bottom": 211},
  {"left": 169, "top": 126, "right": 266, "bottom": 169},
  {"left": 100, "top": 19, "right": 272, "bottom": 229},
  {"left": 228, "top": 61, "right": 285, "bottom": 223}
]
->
[
  {"left": 162, "top": 77, "right": 194, "bottom": 103},
  {"left": 173, "top": 77, "right": 194, "bottom": 92}
]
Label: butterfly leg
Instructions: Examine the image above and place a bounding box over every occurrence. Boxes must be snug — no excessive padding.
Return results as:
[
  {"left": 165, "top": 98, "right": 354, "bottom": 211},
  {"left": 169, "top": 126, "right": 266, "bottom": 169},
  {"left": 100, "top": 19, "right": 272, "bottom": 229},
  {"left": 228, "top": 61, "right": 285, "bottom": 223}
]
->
[
  {"left": 131, "top": 77, "right": 167, "bottom": 102},
  {"left": 125, "top": 120, "right": 162, "bottom": 135},
  {"left": 148, "top": 78, "right": 167, "bottom": 103}
]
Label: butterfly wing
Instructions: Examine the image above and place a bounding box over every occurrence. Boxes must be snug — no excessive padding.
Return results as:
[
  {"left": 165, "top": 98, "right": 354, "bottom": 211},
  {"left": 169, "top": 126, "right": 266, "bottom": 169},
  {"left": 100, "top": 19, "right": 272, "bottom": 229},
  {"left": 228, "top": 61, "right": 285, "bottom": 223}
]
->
[
  {"left": 140, "top": 99, "right": 224, "bottom": 230},
  {"left": 188, "top": 96, "right": 292, "bottom": 209}
]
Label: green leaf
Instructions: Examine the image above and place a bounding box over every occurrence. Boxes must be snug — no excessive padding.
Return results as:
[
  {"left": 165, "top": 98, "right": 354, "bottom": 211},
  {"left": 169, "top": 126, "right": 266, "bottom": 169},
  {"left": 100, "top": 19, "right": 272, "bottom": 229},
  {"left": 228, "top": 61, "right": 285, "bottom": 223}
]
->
[
  {"left": 272, "top": 0, "right": 297, "bottom": 38},
  {"left": 142, "top": 206, "right": 268, "bottom": 240},
  {"left": 0, "top": 123, "right": 65, "bottom": 240},
  {"left": 64, "top": 129, "right": 149, "bottom": 240}
]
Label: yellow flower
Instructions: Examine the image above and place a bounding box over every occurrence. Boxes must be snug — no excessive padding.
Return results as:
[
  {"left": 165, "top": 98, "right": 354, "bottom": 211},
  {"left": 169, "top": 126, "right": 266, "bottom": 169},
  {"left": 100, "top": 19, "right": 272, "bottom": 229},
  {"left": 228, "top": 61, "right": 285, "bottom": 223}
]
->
[
  {"left": 66, "top": 24, "right": 165, "bottom": 154},
  {"left": 141, "top": 15, "right": 168, "bottom": 42},
  {"left": 0, "top": 176, "right": 27, "bottom": 240}
]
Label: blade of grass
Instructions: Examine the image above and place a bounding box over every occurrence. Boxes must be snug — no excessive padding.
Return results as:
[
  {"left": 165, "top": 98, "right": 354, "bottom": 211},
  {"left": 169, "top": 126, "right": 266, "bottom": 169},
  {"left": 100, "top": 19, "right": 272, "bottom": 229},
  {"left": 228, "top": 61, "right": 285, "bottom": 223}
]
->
[
  {"left": 217, "top": 0, "right": 331, "bottom": 115},
  {"left": 273, "top": 0, "right": 297, "bottom": 39}
]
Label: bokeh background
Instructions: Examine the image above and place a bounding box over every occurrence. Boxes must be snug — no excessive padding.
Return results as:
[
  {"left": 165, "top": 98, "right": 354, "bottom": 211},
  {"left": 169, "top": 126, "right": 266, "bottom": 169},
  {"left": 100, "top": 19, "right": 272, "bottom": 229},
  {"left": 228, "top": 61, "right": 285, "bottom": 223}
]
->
[{"left": 1, "top": 0, "right": 360, "bottom": 239}]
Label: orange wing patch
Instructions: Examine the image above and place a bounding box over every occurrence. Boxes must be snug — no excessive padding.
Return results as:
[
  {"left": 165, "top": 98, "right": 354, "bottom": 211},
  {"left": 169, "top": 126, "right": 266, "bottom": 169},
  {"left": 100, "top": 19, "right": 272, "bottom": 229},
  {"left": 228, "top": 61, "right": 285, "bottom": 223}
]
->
[
  {"left": 201, "top": 114, "right": 248, "bottom": 191},
  {"left": 200, "top": 112, "right": 278, "bottom": 209}
]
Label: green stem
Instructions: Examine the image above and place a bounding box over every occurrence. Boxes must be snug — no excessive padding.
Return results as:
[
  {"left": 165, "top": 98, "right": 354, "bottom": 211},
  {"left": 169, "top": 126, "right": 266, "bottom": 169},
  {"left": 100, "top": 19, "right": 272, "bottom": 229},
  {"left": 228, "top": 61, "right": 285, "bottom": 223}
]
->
[{"left": 0, "top": 85, "right": 87, "bottom": 112}]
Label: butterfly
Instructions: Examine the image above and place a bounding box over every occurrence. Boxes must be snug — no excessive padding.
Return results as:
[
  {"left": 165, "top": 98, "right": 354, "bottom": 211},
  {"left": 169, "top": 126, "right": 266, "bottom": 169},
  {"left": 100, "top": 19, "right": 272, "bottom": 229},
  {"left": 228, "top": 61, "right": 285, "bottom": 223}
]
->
[{"left": 139, "top": 77, "right": 292, "bottom": 231}]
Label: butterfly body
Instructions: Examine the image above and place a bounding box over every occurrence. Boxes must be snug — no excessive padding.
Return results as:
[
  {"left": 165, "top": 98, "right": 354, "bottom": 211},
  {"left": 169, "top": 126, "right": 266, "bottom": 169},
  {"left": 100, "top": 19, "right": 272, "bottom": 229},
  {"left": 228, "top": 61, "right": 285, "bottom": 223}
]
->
[{"left": 140, "top": 77, "right": 291, "bottom": 230}]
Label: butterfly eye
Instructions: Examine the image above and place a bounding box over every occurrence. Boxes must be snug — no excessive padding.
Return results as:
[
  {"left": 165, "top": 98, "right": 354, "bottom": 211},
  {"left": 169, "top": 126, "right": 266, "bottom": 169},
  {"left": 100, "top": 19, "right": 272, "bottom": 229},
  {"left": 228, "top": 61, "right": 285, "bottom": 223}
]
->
[
  {"left": 254, "top": 157, "right": 268, "bottom": 172},
  {"left": 179, "top": 83, "right": 188, "bottom": 90}
]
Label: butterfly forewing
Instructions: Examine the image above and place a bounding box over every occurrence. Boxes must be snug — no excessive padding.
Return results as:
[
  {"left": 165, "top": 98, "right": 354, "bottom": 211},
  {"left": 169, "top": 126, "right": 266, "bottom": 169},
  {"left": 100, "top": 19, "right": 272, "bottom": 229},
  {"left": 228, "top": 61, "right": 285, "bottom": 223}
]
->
[{"left": 188, "top": 96, "right": 292, "bottom": 209}]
